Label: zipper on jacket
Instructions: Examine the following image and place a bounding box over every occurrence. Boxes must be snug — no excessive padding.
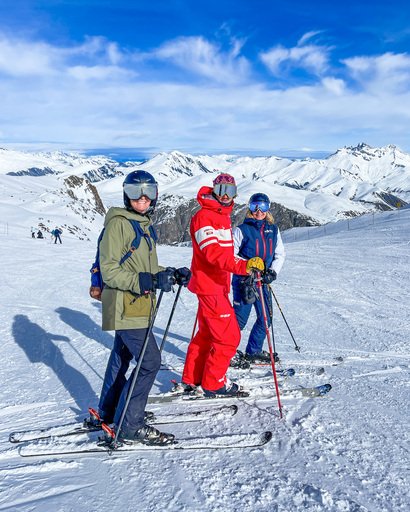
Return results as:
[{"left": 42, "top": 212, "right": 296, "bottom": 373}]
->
[{"left": 260, "top": 225, "right": 267, "bottom": 261}]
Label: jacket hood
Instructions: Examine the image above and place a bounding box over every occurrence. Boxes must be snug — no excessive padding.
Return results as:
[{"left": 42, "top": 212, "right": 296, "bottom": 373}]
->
[
  {"left": 104, "top": 207, "right": 151, "bottom": 228},
  {"left": 196, "top": 186, "right": 234, "bottom": 214}
]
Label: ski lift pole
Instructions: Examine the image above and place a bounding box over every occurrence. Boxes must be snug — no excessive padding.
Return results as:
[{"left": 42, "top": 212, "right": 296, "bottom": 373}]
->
[
  {"left": 269, "top": 286, "right": 301, "bottom": 353},
  {"left": 113, "top": 290, "right": 164, "bottom": 447},
  {"left": 159, "top": 284, "right": 183, "bottom": 353},
  {"left": 255, "top": 272, "right": 283, "bottom": 418}
]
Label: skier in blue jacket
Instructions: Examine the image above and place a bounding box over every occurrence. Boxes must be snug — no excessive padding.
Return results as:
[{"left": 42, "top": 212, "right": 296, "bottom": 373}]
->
[{"left": 231, "top": 193, "right": 285, "bottom": 365}]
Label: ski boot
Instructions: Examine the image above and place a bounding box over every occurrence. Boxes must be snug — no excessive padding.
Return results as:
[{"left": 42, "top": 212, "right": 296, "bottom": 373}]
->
[
  {"left": 118, "top": 425, "right": 176, "bottom": 446},
  {"left": 229, "top": 350, "right": 251, "bottom": 369},
  {"left": 202, "top": 380, "right": 250, "bottom": 398},
  {"left": 171, "top": 379, "right": 198, "bottom": 395},
  {"left": 83, "top": 408, "right": 104, "bottom": 431},
  {"left": 244, "top": 351, "right": 280, "bottom": 364}
]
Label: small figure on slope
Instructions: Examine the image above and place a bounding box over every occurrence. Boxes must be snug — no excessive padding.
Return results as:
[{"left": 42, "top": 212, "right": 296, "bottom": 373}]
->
[{"left": 52, "top": 227, "right": 63, "bottom": 244}]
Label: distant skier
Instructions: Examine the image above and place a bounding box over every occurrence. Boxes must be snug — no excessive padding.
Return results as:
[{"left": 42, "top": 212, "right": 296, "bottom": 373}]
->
[
  {"left": 36, "top": 230, "right": 44, "bottom": 239},
  {"left": 52, "top": 227, "right": 63, "bottom": 244},
  {"left": 88, "top": 170, "right": 189, "bottom": 445},
  {"left": 31, "top": 227, "right": 36, "bottom": 238},
  {"left": 181, "top": 173, "right": 264, "bottom": 398},
  {"left": 231, "top": 193, "right": 286, "bottom": 366}
]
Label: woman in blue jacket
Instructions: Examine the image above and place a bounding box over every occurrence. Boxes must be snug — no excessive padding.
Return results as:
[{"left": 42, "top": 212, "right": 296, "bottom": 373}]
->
[{"left": 232, "top": 193, "right": 286, "bottom": 364}]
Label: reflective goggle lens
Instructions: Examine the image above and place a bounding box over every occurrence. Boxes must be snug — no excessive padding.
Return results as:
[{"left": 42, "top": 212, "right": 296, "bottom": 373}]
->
[
  {"left": 249, "top": 201, "right": 269, "bottom": 213},
  {"left": 213, "top": 183, "right": 237, "bottom": 198},
  {"left": 123, "top": 183, "right": 158, "bottom": 200}
]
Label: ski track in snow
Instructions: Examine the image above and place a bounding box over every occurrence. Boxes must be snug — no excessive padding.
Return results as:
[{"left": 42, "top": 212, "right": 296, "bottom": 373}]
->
[{"left": 0, "top": 209, "right": 409, "bottom": 511}]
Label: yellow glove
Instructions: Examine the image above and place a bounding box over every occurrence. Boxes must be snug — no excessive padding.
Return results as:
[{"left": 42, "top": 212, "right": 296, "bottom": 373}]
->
[{"left": 246, "top": 257, "right": 265, "bottom": 273}]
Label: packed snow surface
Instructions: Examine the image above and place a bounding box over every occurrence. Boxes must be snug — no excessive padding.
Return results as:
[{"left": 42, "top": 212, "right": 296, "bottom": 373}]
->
[{"left": 0, "top": 208, "right": 409, "bottom": 511}]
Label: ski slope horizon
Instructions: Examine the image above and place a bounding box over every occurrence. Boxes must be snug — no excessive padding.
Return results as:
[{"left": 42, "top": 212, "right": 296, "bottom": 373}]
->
[{"left": 0, "top": 208, "right": 409, "bottom": 511}]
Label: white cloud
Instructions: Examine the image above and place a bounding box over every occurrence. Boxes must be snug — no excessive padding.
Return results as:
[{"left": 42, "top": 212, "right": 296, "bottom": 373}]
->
[
  {"left": 321, "top": 77, "right": 346, "bottom": 95},
  {"left": 0, "top": 33, "right": 410, "bottom": 153},
  {"left": 0, "top": 33, "right": 127, "bottom": 78},
  {"left": 260, "top": 32, "right": 330, "bottom": 77},
  {"left": 152, "top": 36, "right": 250, "bottom": 84},
  {"left": 344, "top": 52, "right": 410, "bottom": 93},
  {"left": 0, "top": 35, "right": 57, "bottom": 76},
  {"left": 297, "top": 31, "right": 324, "bottom": 46},
  {"left": 67, "top": 65, "right": 135, "bottom": 81}
]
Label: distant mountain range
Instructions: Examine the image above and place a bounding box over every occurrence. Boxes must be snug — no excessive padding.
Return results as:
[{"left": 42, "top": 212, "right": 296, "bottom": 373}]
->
[{"left": 0, "top": 143, "right": 409, "bottom": 244}]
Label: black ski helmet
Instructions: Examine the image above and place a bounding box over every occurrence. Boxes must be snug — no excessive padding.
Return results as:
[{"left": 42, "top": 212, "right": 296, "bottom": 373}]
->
[
  {"left": 123, "top": 170, "right": 158, "bottom": 213},
  {"left": 248, "top": 192, "right": 270, "bottom": 212}
]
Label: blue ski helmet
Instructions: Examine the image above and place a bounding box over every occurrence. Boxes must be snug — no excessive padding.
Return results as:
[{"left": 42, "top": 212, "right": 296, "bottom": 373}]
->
[
  {"left": 248, "top": 192, "right": 270, "bottom": 213},
  {"left": 123, "top": 170, "right": 158, "bottom": 213}
]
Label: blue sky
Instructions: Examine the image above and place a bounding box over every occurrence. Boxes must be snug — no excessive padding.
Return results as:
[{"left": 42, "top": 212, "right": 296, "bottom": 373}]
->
[{"left": 1, "top": 0, "right": 410, "bottom": 157}]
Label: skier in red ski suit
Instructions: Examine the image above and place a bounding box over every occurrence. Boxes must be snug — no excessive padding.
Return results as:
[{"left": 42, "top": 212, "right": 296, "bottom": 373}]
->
[{"left": 182, "top": 174, "right": 264, "bottom": 397}]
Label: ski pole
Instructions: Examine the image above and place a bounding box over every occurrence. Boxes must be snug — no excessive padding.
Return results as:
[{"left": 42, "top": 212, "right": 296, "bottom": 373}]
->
[
  {"left": 268, "top": 286, "right": 301, "bottom": 352},
  {"left": 265, "top": 285, "right": 277, "bottom": 357},
  {"left": 159, "top": 284, "right": 182, "bottom": 353},
  {"left": 255, "top": 272, "right": 283, "bottom": 418},
  {"left": 113, "top": 290, "right": 164, "bottom": 447}
]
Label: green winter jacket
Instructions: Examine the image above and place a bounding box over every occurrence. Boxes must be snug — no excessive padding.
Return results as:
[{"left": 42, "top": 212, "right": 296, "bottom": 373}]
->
[{"left": 100, "top": 207, "right": 161, "bottom": 331}]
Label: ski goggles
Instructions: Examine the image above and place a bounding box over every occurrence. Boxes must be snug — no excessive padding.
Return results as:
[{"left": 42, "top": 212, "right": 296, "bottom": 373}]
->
[
  {"left": 123, "top": 182, "right": 158, "bottom": 201},
  {"left": 213, "top": 183, "right": 237, "bottom": 198},
  {"left": 249, "top": 200, "right": 270, "bottom": 213}
]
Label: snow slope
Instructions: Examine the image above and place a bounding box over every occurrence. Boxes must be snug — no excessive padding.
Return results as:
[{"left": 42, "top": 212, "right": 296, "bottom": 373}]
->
[{"left": 0, "top": 209, "right": 409, "bottom": 511}]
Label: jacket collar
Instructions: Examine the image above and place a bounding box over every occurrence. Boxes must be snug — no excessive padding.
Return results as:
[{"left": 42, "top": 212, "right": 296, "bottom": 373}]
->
[{"left": 244, "top": 217, "right": 265, "bottom": 229}]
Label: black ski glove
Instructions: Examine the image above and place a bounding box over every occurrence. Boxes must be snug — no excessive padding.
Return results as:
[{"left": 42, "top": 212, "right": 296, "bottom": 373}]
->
[
  {"left": 175, "top": 267, "right": 191, "bottom": 287},
  {"left": 155, "top": 267, "right": 177, "bottom": 292},
  {"left": 139, "top": 272, "right": 155, "bottom": 294},
  {"left": 262, "top": 269, "right": 277, "bottom": 284},
  {"left": 240, "top": 275, "right": 257, "bottom": 305}
]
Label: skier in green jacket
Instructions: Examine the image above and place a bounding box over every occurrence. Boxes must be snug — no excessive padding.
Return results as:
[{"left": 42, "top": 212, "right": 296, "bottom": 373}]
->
[{"left": 89, "top": 170, "right": 189, "bottom": 445}]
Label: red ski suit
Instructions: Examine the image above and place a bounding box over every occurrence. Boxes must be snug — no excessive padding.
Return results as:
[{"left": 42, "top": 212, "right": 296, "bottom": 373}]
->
[{"left": 182, "top": 187, "right": 248, "bottom": 391}]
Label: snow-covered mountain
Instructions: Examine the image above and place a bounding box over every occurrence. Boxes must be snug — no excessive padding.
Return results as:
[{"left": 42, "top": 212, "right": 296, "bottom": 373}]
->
[
  {"left": 1, "top": 143, "right": 409, "bottom": 242},
  {"left": 138, "top": 144, "right": 409, "bottom": 220},
  {"left": 0, "top": 149, "right": 109, "bottom": 240}
]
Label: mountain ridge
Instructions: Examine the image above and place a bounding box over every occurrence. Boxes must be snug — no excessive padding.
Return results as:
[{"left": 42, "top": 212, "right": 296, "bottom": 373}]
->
[{"left": 0, "top": 143, "right": 408, "bottom": 243}]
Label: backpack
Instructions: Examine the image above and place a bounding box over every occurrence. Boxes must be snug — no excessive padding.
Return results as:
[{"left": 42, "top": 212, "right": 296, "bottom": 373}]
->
[{"left": 90, "top": 218, "right": 157, "bottom": 289}]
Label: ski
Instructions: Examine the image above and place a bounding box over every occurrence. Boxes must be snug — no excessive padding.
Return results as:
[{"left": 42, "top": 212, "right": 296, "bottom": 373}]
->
[
  {"left": 280, "top": 383, "right": 332, "bottom": 397},
  {"left": 18, "top": 431, "right": 273, "bottom": 457},
  {"left": 9, "top": 422, "right": 100, "bottom": 444},
  {"left": 160, "top": 365, "right": 295, "bottom": 376},
  {"left": 148, "top": 383, "right": 332, "bottom": 404},
  {"left": 9, "top": 404, "right": 238, "bottom": 444}
]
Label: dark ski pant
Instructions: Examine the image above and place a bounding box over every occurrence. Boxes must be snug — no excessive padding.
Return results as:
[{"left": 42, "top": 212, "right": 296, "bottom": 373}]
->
[
  {"left": 54, "top": 234, "right": 62, "bottom": 243},
  {"left": 233, "top": 283, "right": 272, "bottom": 355},
  {"left": 98, "top": 328, "right": 161, "bottom": 433}
]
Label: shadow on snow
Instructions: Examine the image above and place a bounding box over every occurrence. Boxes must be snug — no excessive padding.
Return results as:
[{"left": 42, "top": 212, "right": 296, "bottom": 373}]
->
[{"left": 12, "top": 314, "right": 99, "bottom": 417}]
